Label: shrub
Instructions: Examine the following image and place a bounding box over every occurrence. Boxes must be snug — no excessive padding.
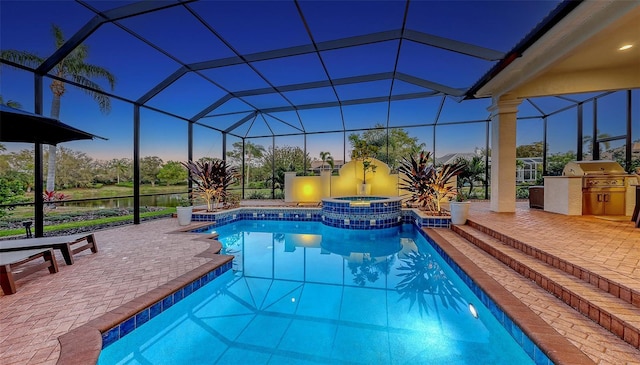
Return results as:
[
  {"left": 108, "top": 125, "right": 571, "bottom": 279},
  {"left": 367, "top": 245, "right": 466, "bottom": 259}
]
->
[
  {"left": 223, "top": 192, "right": 241, "bottom": 209},
  {"left": 46, "top": 214, "right": 75, "bottom": 222},
  {"left": 182, "top": 159, "right": 240, "bottom": 212},
  {"left": 96, "top": 209, "right": 124, "bottom": 217},
  {"left": 248, "top": 181, "right": 265, "bottom": 189},
  {"left": 248, "top": 191, "right": 266, "bottom": 199},
  {"left": 516, "top": 186, "right": 530, "bottom": 199}
]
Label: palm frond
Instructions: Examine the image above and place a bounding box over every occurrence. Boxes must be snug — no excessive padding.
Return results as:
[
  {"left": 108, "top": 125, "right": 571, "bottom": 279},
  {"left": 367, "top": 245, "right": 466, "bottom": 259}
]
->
[
  {"left": 0, "top": 50, "right": 44, "bottom": 68},
  {"left": 75, "top": 62, "right": 116, "bottom": 90},
  {"left": 72, "top": 75, "right": 111, "bottom": 113},
  {"left": 51, "top": 24, "right": 66, "bottom": 49}
]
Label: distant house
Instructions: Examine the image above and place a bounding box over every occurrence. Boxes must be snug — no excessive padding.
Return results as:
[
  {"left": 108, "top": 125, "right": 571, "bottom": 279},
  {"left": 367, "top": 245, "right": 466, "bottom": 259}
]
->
[
  {"left": 436, "top": 152, "right": 542, "bottom": 184},
  {"left": 516, "top": 157, "right": 543, "bottom": 183},
  {"left": 601, "top": 140, "right": 640, "bottom": 159},
  {"left": 309, "top": 159, "right": 345, "bottom": 174},
  {"left": 434, "top": 153, "right": 478, "bottom": 166}
]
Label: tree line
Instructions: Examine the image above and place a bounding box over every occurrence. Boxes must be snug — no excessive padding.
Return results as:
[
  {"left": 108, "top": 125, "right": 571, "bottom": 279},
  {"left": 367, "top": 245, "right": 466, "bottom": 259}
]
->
[
  {"left": 0, "top": 146, "right": 191, "bottom": 191},
  {"left": 0, "top": 143, "right": 313, "bottom": 192}
]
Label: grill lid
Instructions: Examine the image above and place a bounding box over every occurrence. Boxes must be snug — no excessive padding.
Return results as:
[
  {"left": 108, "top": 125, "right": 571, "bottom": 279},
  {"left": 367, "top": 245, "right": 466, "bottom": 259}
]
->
[{"left": 562, "top": 160, "right": 625, "bottom": 176}]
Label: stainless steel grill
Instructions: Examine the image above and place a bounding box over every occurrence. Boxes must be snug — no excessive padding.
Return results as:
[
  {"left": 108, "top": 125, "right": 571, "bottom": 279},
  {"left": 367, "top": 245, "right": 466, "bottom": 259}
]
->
[{"left": 562, "top": 160, "right": 628, "bottom": 215}]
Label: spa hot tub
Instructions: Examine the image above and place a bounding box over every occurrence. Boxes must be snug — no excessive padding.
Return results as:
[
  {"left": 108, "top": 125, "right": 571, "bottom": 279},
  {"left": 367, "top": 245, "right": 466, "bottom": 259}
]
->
[{"left": 321, "top": 196, "right": 402, "bottom": 230}]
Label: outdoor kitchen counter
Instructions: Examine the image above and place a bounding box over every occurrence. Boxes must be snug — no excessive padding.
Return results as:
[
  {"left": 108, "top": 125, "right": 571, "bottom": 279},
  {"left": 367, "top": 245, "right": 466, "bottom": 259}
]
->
[
  {"left": 544, "top": 176, "right": 583, "bottom": 215},
  {"left": 544, "top": 174, "right": 639, "bottom": 216}
]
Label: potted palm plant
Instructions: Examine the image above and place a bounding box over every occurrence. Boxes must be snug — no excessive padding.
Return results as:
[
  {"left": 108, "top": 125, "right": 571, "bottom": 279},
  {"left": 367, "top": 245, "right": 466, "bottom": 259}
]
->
[
  {"left": 175, "top": 195, "right": 193, "bottom": 226},
  {"left": 351, "top": 140, "right": 378, "bottom": 195},
  {"left": 182, "top": 158, "right": 239, "bottom": 212},
  {"left": 449, "top": 190, "right": 470, "bottom": 225}
]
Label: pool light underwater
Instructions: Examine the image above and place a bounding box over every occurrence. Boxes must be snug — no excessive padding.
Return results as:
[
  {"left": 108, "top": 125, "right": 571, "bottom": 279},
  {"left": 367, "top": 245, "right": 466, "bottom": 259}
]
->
[{"left": 469, "top": 303, "right": 479, "bottom": 319}]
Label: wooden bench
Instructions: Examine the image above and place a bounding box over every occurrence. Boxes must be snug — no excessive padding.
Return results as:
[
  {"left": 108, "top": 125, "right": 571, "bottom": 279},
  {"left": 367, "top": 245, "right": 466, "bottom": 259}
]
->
[
  {"left": 0, "top": 248, "right": 59, "bottom": 294},
  {"left": 0, "top": 233, "right": 98, "bottom": 265}
]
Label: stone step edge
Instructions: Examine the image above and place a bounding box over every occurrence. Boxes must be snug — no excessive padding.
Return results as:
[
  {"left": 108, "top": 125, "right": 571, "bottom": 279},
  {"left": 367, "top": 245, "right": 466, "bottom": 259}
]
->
[
  {"left": 465, "top": 219, "right": 640, "bottom": 309},
  {"left": 425, "top": 228, "right": 596, "bottom": 365},
  {"left": 451, "top": 224, "right": 640, "bottom": 350}
]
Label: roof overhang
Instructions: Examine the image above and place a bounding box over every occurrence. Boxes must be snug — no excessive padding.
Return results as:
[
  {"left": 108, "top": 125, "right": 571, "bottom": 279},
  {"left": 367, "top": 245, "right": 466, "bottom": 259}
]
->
[{"left": 472, "top": 0, "right": 640, "bottom": 100}]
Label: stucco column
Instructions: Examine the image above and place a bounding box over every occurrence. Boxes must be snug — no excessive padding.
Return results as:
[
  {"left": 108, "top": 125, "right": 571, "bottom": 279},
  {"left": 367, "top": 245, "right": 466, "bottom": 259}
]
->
[
  {"left": 284, "top": 172, "right": 296, "bottom": 203},
  {"left": 488, "top": 97, "right": 521, "bottom": 212},
  {"left": 320, "top": 170, "right": 331, "bottom": 198}
]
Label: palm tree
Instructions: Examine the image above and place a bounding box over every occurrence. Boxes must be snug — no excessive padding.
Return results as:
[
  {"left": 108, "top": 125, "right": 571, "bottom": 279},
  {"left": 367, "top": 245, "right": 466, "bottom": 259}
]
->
[
  {"left": 244, "top": 141, "right": 265, "bottom": 186},
  {"left": 456, "top": 156, "right": 485, "bottom": 197},
  {"left": 1, "top": 24, "right": 116, "bottom": 192},
  {"left": 319, "top": 151, "right": 334, "bottom": 172},
  {"left": 109, "top": 158, "right": 131, "bottom": 184}
]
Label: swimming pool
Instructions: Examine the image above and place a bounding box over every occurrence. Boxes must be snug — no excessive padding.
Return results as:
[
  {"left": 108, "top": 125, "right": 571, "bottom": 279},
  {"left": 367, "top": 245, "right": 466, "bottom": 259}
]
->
[{"left": 98, "top": 221, "right": 539, "bottom": 364}]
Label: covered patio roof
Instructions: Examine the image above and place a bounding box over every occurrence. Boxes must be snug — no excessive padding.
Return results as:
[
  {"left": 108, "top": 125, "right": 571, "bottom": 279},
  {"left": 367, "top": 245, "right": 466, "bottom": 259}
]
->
[{"left": 474, "top": 1, "right": 640, "bottom": 100}]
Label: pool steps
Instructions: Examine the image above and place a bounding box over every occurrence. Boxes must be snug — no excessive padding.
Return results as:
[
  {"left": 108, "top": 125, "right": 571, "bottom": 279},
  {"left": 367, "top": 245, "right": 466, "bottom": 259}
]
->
[{"left": 450, "top": 221, "right": 640, "bottom": 351}]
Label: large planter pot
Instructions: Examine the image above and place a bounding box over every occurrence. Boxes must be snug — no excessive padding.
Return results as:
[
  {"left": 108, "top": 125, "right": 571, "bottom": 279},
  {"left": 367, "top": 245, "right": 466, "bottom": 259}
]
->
[
  {"left": 357, "top": 183, "right": 372, "bottom": 196},
  {"left": 176, "top": 206, "right": 193, "bottom": 226},
  {"left": 449, "top": 201, "right": 470, "bottom": 225}
]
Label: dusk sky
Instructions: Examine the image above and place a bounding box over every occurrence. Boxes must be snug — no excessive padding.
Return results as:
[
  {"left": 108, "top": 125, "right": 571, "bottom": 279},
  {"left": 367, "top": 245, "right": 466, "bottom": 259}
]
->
[{"left": 2, "top": 0, "right": 631, "bottom": 164}]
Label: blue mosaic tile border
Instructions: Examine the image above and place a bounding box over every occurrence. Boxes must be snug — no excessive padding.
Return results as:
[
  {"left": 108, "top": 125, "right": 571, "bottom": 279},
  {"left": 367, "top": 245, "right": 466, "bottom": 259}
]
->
[
  {"left": 192, "top": 208, "right": 323, "bottom": 228},
  {"left": 417, "top": 228, "right": 553, "bottom": 365},
  {"left": 322, "top": 198, "right": 402, "bottom": 212},
  {"left": 190, "top": 207, "right": 451, "bottom": 232},
  {"left": 101, "top": 260, "right": 233, "bottom": 349},
  {"left": 321, "top": 215, "right": 402, "bottom": 229},
  {"left": 321, "top": 198, "right": 402, "bottom": 230},
  {"left": 403, "top": 209, "right": 451, "bottom": 229}
]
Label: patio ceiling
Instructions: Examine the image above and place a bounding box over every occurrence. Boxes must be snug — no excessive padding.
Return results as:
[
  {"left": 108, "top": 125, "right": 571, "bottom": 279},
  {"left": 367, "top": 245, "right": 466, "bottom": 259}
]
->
[
  {"left": 2, "top": 0, "right": 573, "bottom": 139},
  {"left": 474, "top": 1, "right": 640, "bottom": 100}
]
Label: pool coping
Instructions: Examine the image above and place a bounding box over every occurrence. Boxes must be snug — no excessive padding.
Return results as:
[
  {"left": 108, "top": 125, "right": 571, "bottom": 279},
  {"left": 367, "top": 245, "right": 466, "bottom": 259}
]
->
[
  {"left": 189, "top": 206, "right": 452, "bottom": 230},
  {"left": 426, "top": 228, "right": 594, "bottom": 365},
  {"left": 56, "top": 238, "right": 233, "bottom": 365}
]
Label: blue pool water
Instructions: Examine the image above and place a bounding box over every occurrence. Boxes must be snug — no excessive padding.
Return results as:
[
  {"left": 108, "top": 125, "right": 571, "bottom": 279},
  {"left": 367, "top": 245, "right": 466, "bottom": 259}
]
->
[{"left": 98, "top": 221, "right": 536, "bottom": 365}]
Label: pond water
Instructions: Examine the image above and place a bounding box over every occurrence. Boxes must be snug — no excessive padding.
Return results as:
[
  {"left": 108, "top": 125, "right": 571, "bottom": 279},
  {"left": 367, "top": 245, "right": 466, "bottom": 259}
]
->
[{"left": 60, "top": 194, "right": 186, "bottom": 209}]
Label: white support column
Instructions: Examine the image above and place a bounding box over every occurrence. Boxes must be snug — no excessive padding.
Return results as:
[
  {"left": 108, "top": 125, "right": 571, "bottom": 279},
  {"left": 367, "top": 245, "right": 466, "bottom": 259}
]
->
[{"left": 488, "top": 97, "right": 521, "bottom": 212}]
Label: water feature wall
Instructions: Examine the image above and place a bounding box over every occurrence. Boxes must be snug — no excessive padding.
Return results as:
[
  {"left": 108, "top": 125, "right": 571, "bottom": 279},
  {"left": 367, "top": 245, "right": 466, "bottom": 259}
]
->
[{"left": 285, "top": 158, "right": 403, "bottom": 203}]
